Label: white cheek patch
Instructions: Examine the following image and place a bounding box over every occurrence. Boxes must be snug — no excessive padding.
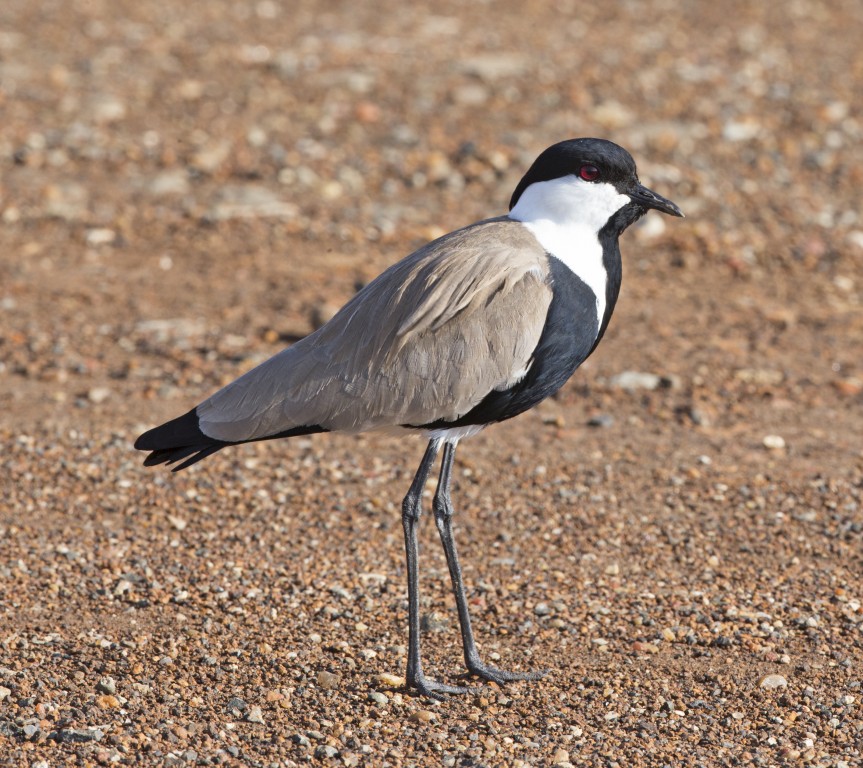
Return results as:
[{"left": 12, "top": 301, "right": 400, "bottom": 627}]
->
[
  {"left": 508, "top": 176, "right": 629, "bottom": 325},
  {"left": 510, "top": 176, "right": 630, "bottom": 232}
]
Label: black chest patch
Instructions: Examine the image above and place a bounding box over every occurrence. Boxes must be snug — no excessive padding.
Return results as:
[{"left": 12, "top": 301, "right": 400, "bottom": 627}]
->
[{"left": 417, "top": 256, "right": 602, "bottom": 430}]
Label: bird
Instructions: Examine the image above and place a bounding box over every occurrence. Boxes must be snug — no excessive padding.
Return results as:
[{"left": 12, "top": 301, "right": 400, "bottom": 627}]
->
[{"left": 135, "top": 137, "right": 683, "bottom": 698}]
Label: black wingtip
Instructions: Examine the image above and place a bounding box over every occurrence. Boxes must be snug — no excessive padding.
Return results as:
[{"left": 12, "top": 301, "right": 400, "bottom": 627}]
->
[{"left": 135, "top": 407, "right": 228, "bottom": 471}]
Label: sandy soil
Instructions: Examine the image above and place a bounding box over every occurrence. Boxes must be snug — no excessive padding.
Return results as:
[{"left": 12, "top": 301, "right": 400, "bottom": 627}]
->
[{"left": 1, "top": 0, "right": 862, "bottom": 765}]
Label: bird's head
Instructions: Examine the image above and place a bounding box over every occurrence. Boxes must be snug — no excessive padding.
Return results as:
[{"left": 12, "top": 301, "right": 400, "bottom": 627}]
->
[{"left": 508, "top": 138, "right": 683, "bottom": 235}]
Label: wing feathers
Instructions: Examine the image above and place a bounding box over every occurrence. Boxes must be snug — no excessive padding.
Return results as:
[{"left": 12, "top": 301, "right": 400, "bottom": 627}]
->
[{"left": 191, "top": 218, "right": 553, "bottom": 443}]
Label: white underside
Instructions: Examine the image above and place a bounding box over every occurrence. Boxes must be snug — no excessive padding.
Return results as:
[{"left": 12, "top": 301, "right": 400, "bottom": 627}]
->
[
  {"left": 509, "top": 176, "right": 629, "bottom": 325},
  {"left": 421, "top": 423, "right": 485, "bottom": 442}
]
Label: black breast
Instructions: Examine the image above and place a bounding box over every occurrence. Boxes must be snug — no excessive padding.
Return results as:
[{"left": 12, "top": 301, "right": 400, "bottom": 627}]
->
[{"left": 416, "top": 255, "right": 605, "bottom": 430}]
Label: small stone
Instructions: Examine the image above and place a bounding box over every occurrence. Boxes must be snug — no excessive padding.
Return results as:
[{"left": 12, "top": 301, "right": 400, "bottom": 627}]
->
[
  {"left": 0, "top": 686, "right": 10, "bottom": 701},
  {"left": 225, "top": 697, "right": 247, "bottom": 715},
  {"left": 96, "top": 694, "right": 120, "bottom": 709},
  {"left": 587, "top": 413, "right": 614, "bottom": 428},
  {"left": 55, "top": 727, "right": 105, "bottom": 743},
  {"left": 534, "top": 602, "right": 551, "bottom": 616},
  {"left": 43, "top": 181, "right": 89, "bottom": 220},
  {"left": 420, "top": 612, "right": 448, "bottom": 632},
  {"left": 759, "top": 674, "right": 788, "bottom": 690},
  {"left": 96, "top": 676, "right": 116, "bottom": 695},
  {"left": 147, "top": 170, "right": 190, "bottom": 196},
  {"left": 190, "top": 140, "right": 231, "bottom": 173},
  {"left": 736, "top": 368, "right": 784, "bottom": 385},
  {"left": 460, "top": 53, "right": 528, "bottom": 81},
  {"left": 552, "top": 747, "right": 570, "bottom": 765},
  {"left": 609, "top": 371, "right": 661, "bottom": 391},
  {"left": 368, "top": 691, "right": 388, "bottom": 706},
  {"left": 90, "top": 95, "right": 126, "bottom": 123},
  {"left": 723, "top": 118, "right": 762, "bottom": 142},
  {"left": 632, "top": 641, "right": 659, "bottom": 654},
  {"left": 167, "top": 515, "right": 187, "bottom": 531},
  {"left": 374, "top": 673, "right": 405, "bottom": 688},
  {"left": 87, "top": 387, "right": 111, "bottom": 404},
  {"left": 246, "top": 706, "right": 265, "bottom": 724},
  {"left": 317, "top": 671, "right": 342, "bottom": 690},
  {"left": 763, "top": 434, "right": 786, "bottom": 450},
  {"left": 834, "top": 377, "right": 863, "bottom": 396},
  {"left": 314, "top": 745, "right": 339, "bottom": 759},
  {"left": 208, "top": 184, "right": 298, "bottom": 221},
  {"left": 85, "top": 228, "right": 116, "bottom": 247},
  {"left": 409, "top": 710, "right": 436, "bottom": 723}
]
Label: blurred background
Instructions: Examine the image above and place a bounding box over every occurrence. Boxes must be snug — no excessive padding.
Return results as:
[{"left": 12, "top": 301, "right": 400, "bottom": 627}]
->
[{"left": 1, "top": 0, "right": 862, "bottom": 765}]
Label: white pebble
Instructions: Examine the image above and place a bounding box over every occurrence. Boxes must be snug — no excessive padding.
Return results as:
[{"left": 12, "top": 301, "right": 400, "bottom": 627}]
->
[
  {"left": 758, "top": 674, "right": 788, "bottom": 690},
  {"left": 762, "top": 434, "right": 786, "bottom": 450}
]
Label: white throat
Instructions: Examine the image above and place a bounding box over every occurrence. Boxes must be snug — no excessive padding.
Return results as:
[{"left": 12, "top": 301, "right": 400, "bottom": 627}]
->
[{"left": 508, "top": 176, "right": 629, "bottom": 325}]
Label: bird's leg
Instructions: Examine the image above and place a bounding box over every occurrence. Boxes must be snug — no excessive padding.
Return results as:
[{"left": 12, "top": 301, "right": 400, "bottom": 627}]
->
[
  {"left": 402, "top": 439, "right": 467, "bottom": 698},
  {"left": 433, "top": 441, "right": 548, "bottom": 686}
]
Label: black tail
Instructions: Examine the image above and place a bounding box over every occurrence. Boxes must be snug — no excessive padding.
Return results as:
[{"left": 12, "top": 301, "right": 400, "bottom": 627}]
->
[
  {"left": 135, "top": 408, "right": 328, "bottom": 472},
  {"left": 134, "top": 408, "right": 229, "bottom": 472}
]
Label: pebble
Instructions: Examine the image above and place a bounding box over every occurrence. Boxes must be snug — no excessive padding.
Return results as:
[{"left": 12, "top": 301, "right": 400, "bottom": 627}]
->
[
  {"left": 0, "top": 686, "right": 10, "bottom": 701},
  {"left": 409, "top": 710, "right": 436, "bottom": 723},
  {"left": 368, "top": 691, "right": 388, "bottom": 706},
  {"left": 85, "top": 228, "right": 116, "bottom": 247},
  {"left": 763, "top": 434, "right": 786, "bottom": 450},
  {"left": 89, "top": 95, "right": 126, "bottom": 123},
  {"left": 374, "top": 673, "right": 405, "bottom": 688},
  {"left": 460, "top": 53, "right": 529, "bottom": 80},
  {"left": 190, "top": 140, "right": 231, "bottom": 173},
  {"left": 207, "top": 185, "right": 299, "bottom": 221},
  {"left": 317, "top": 671, "right": 342, "bottom": 690},
  {"left": 246, "top": 706, "right": 265, "bottom": 724},
  {"left": 147, "top": 170, "right": 191, "bottom": 196},
  {"left": 225, "top": 697, "right": 247, "bottom": 715},
  {"left": 87, "top": 387, "right": 111, "bottom": 404},
  {"left": 609, "top": 371, "right": 661, "bottom": 390},
  {"left": 758, "top": 674, "right": 788, "bottom": 690},
  {"left": 96, "top": 694, "right": 120, "bottom": 709},
  {"left": 54, "top": 727, "right": 105, "bottom": 743},
  {"left": 587, "top": 413, "right": 614, "bottom": 428},
  {"left": 314, "top": 745, "right": 339, "bottom": 759},
  {"left": 43, "top": 181, "right": 89, "bottom": 220},
  {"left": 723, "top": 119, "right": 762, "bottom": 142}
]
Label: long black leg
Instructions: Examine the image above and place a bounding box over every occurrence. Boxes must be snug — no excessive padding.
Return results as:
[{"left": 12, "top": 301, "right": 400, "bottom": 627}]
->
[
  {"left": 433, "top": 441, "right": 548, "bottom": 685},
  {"left": 402, "top": 439, "right": 466, "bottom": 698}
]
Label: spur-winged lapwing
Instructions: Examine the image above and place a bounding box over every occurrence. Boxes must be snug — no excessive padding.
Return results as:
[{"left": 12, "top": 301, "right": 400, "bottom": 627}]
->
[{"left": 136, "top": 138, "right": 683, "bottom": 698}]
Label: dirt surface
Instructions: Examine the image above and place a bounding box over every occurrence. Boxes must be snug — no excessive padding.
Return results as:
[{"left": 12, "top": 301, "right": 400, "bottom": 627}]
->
[{"left": 2, "top": 0, "right": 863, "bottom": 765}]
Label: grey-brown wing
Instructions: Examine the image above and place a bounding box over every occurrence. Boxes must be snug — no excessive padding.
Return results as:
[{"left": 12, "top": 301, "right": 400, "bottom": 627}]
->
[{"left": 196, "top": 218, "right": 553, "bottom": 442}]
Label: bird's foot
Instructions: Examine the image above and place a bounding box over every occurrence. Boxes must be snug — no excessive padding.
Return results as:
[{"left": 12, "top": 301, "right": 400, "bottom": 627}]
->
[
  {"left": 465, "top": 658, "right": 549, "bottom": 686},
  {"left": 408, "top": 671, "right": 476, "bottom": 700}
]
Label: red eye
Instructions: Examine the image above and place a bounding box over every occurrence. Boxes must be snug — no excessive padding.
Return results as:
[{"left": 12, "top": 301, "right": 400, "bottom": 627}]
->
[{"left": 579, "top": 164, "right": 600, "bottom": 181}]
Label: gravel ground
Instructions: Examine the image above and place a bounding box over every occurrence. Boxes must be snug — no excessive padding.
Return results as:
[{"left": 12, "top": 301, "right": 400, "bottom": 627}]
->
[{"left": 2, "top": 0, "right": 863, "bottom": 765}]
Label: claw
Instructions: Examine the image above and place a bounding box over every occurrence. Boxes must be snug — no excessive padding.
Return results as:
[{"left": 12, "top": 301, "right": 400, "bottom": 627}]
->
[
  {"left": 409, "top": 672, "right": 476, "bottom": 699},
  {"left": 465, "top": 661, "right": 549, "bottom": 686}
]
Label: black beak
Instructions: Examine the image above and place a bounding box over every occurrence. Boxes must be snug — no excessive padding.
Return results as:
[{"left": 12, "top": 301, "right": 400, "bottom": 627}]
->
[{"left": 630, "top": 182, "right": 684, "bottom": 218}]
